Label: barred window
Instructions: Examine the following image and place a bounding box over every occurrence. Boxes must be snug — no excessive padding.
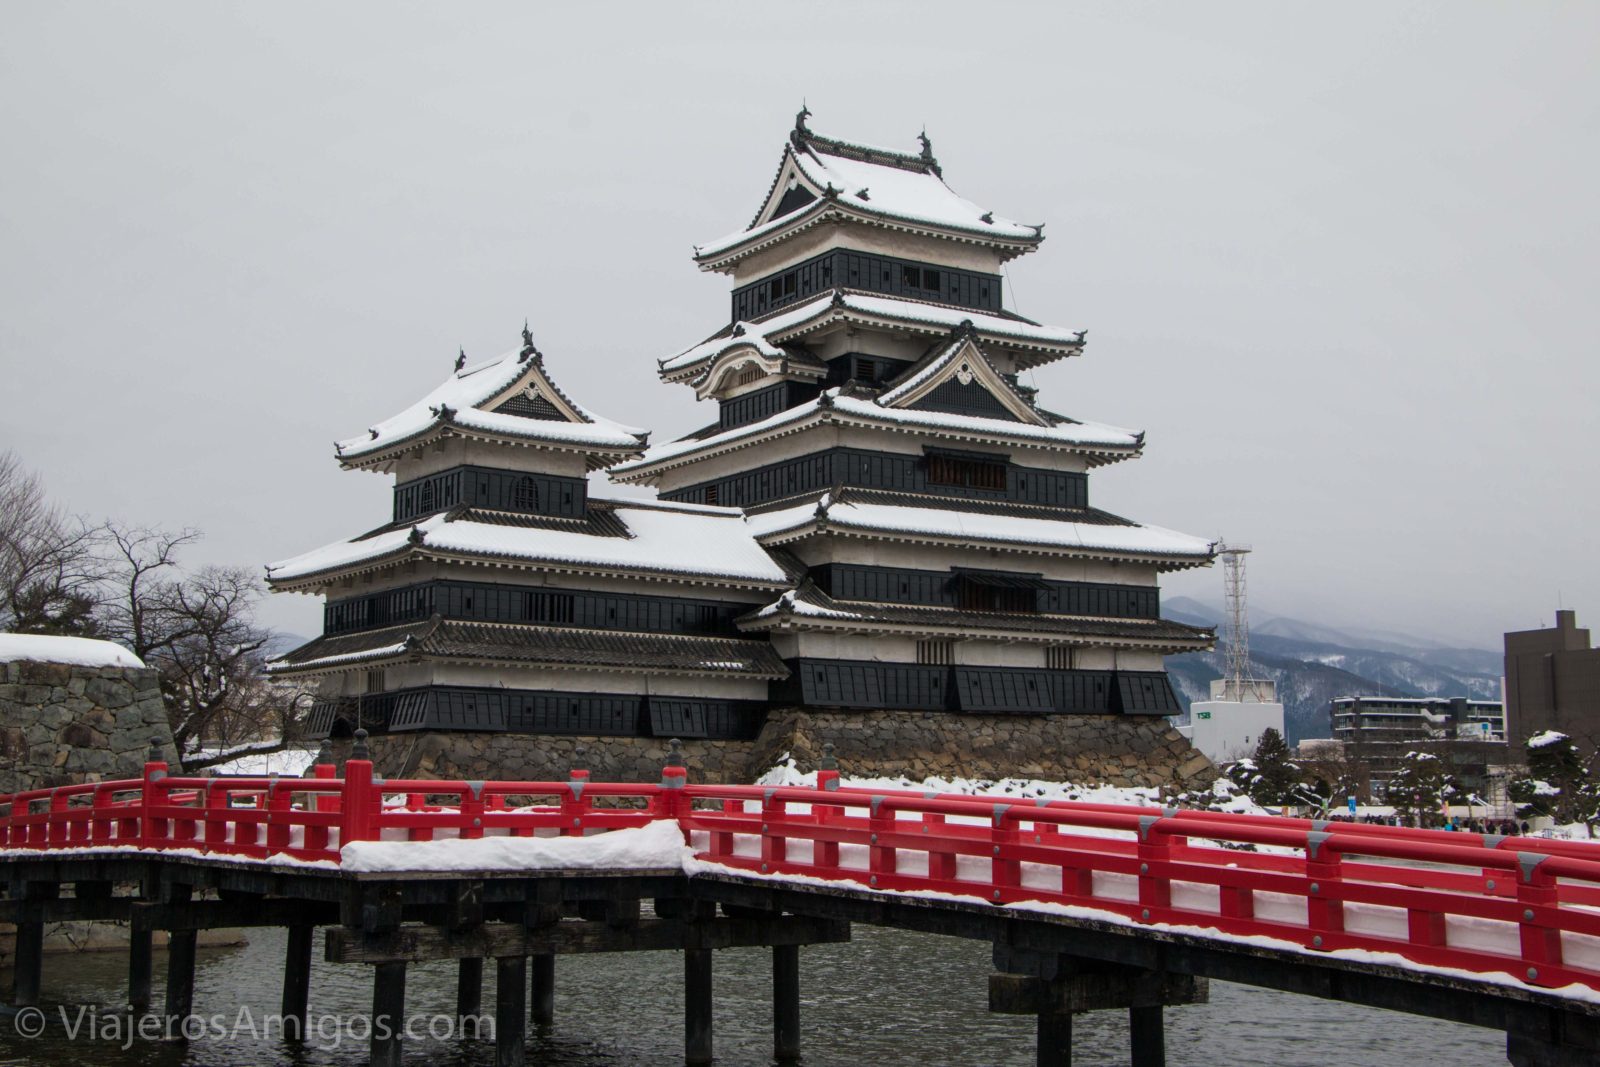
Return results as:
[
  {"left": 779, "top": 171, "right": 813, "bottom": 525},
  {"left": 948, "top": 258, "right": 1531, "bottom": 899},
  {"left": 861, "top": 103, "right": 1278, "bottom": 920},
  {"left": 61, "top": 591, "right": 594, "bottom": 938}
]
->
[
  {"left": 917, "top": 640, "right": 954, "bottom": 666},
  {"left": 513, "top": 476, "right": 538, "bottom": 510},
  {"left": 927, "top": 454, "right": 1006, "bottom": 491}
]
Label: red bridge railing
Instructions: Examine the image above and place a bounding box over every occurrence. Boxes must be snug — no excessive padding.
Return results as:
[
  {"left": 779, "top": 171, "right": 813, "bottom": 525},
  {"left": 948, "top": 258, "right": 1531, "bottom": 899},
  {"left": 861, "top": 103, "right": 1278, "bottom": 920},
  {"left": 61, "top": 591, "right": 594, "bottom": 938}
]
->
[{"left": 4, "top": 752, "right": 1600, "bottom": 996}]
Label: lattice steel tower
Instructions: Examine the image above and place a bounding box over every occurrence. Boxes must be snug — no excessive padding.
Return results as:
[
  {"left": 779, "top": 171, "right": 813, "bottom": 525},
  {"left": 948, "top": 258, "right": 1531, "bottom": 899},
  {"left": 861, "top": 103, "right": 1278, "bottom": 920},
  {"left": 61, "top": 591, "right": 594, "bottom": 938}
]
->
[{"left": 1217, "top": 543, "right": 1261, "bottom": 701}]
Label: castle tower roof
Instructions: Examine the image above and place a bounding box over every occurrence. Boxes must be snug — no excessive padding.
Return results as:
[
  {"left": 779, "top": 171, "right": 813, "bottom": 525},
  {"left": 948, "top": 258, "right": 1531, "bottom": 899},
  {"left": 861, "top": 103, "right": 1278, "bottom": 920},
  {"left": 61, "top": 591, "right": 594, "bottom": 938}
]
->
[
  {"left": 693, "top": 112, "right": 1044, "bottom": 272},
  {"left": 335, "top": 330, "right": 648, "bottom": 472}
]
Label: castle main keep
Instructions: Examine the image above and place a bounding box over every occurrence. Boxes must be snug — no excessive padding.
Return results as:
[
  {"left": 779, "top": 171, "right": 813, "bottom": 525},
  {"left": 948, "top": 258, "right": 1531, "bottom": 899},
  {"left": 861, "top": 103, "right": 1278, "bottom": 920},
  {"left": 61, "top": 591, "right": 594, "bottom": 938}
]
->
[{"left": 266, "top": 115, "right": 1216, "bottom": 785}]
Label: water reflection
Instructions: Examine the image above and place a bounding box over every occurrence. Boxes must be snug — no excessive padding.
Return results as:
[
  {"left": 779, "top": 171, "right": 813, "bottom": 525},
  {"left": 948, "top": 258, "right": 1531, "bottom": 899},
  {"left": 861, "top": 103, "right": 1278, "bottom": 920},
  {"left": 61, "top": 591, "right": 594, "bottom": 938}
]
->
[{"left": 0, "top": 924, "right": 1507, "bottom": 1066}]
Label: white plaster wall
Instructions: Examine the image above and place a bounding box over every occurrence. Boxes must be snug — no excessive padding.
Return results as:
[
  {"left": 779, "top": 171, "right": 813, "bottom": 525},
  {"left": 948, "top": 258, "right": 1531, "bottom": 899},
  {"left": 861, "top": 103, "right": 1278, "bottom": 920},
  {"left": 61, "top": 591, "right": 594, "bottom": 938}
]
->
[{"left": 394, "top": 438, "right": 592, "bottom": 482}]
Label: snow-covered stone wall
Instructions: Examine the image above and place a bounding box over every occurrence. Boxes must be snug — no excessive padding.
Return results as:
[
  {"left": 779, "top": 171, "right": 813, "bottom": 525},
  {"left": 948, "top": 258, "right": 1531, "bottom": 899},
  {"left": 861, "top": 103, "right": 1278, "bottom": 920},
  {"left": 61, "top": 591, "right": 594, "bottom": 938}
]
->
[
  {"left": 365, "top": 707, "right": 1214, "bottom": 791},
  {"left": 0, "top": 653, "right": 178, "bottom": 794}
]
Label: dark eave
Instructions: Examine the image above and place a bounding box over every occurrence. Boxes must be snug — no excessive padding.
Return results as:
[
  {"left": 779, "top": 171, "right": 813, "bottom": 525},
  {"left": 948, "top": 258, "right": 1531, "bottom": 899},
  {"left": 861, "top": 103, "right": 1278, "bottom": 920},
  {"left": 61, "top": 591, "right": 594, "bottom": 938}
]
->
[{"left": 270, "top": 618, "right": 790, "bottom": 680}]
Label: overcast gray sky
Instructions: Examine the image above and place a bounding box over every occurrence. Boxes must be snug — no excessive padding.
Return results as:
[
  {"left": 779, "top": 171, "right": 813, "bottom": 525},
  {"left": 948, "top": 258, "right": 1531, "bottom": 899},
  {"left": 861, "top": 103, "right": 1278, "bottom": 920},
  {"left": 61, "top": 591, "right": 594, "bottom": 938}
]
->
[{"left": 3, "top": 2, "right": 1596, "bottom": 650}]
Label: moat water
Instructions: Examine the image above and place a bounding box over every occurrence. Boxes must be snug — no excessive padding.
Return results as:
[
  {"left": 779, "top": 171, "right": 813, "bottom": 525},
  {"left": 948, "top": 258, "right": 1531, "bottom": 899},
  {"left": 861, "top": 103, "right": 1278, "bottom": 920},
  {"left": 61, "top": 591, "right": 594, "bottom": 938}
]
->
[{"left": 0, "top": 924, "right": 1508, "bottom": 1066}]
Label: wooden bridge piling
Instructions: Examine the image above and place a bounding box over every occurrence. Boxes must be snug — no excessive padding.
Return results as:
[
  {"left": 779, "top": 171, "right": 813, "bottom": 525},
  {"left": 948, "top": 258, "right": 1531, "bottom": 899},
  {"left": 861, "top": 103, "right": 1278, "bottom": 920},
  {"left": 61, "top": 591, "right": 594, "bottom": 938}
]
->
[
  {"left": 529, "top": 952, "right": 554, "bottom": 1027},
  {"left": 1128, "top": 1004, "right": 1165, "bottom": 1067},
  {"left": 127, "top": 922, "right": 153, "bottom": 1012},
  {"left": 370, "top": 960, "right": 406, "bottom": 1067},
  {"left": 495, "top": 954, "right": 527, "bottom": 1067},
  {"left": 457, "top": 956, "right": 484, "bottom": 1022},
  {"left": 684, "top": 946, "right": 715, "bottom": 1066},
  {"left": 161, "top": 883, "right": 197, "bottom": 1028},
  {"left": 773, "top": 941, "right": 801, "bottom": 1061},
  {"left": 281, "top": 922, "right": 314, "bottom": 1038},
  {"left": 1035, "top": 1010, "right": 1071, "bottom": 1067}
]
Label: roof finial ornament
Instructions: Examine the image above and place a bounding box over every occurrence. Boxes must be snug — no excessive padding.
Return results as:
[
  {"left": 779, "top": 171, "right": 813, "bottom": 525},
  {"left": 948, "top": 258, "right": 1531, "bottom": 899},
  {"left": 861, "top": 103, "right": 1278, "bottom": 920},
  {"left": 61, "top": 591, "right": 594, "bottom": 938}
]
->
[
  {"left": 918, "top": 128, "right": 941, "bottom": 176},
  {"left": 520, "top": 320, "right": 541, "bottom": 362},
  {"left": 1073, "top": 329, "right": 1087, "bottom": 344},
  {"left": 455, "top": 347, "right": 466, "bottom": 372},
  {"left": 793, "top": 101, "right": 812, "bottom": 145}
]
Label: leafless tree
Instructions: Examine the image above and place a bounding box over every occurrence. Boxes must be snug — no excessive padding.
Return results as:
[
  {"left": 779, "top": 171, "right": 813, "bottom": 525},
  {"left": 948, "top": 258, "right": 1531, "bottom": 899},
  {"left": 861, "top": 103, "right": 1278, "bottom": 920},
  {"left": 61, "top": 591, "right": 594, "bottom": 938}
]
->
[
  {"left": 97, "top": 523, "right": 310, "bottom": 767},
  {"left": 0, "top": 451, "right": 105, "bottom": 634}
]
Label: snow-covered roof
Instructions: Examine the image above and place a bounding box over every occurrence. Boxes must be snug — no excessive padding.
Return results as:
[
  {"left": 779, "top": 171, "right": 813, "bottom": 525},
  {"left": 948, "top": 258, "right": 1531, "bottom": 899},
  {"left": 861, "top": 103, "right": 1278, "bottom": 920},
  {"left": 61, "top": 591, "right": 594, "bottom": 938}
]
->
[
  {"left": 611, "top": 388, "right": 1140, "bottom": 481},
  {"left": 1527, "top": 730, "right": 1570, "bottom": 749},
  {"left": 265, "top": 500, "right": 790, "bottom": 589},
  {"left": 0, "top": 633, "right": 145, "bottom": 670},
  {"left": 694, "top": 123, "right": 1042, "bottom": 266},
  {"left": 874, "top": 329, "right": 1044, "bottom": 424},
  {"left": 742, "top": 492, "right": 1214, "bottom": 568},
  {"left": 737, "top": 583, "right": 1212, "bottom": 650},
  {"left": 335, "top": 341, "right": 647, "bottom": 465},
  {"left": 659, "top": 291, "right": 1085, "bottom": 380}
]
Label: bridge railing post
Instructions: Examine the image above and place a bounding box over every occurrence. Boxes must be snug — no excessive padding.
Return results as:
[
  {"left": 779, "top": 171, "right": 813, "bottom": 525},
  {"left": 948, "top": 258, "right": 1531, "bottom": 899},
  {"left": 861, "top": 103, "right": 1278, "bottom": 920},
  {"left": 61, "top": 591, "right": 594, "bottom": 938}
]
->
[
  {"left": 340, "top": 731, "right": 377, "bottom": 846},
  {"left": 1515, "top": 853, "right": 1562, "bottom": 985},
  {"left": 868, "top": 796, "right": 896, "bottom": 881},
  {"left": 203, "top": 779, "right": 229, "bottom": 852},
  {"left": 141, "top": 745, "right": 171, "bottom": 849},
  {"left": 1136, "top": 814, "right": 1173, "bottom": 921},
  {"left": 560, "top": 769, "right": 590, "bottom": 837},
  {"left": 812, "top": 744, "right": 842, "bottom": 871},
  {"left": 1305, "top": 830, "right": 1344, "bottom": 947},
  {"left": 761, "top": 787, "right": 788, "bottom": 867},
  {"left": 460, "top": 781, "right": 486, "bottom": 840},
  {"left": 657, "top": 739, "right": 688, "bottom": 826},
  {"left": 992, "top": 805, "right": 1021, "bottom": 897},
  {"left": 266, "top": 775, "right": 293, "bottom": 853},
  {"left": 925, "top": 812, "right": 957, "bottom": 882}
]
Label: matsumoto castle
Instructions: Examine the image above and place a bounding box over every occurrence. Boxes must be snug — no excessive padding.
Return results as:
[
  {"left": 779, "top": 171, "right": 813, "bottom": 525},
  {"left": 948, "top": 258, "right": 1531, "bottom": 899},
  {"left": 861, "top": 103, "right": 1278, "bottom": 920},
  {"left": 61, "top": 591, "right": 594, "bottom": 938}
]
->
[{"left": 268, "top": 114, "right": 1216, "bottom": 745}]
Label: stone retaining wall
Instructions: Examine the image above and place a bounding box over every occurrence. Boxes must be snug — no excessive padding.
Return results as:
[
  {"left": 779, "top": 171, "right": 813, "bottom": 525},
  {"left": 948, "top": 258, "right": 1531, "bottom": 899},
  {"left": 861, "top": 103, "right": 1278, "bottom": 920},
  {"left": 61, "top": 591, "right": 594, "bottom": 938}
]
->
[
  {"left": 367, "top": 709, "right": 1214, "bottom": 792},
  {"left": 0, "top": 659, "right": 178, "bottom": 795}
]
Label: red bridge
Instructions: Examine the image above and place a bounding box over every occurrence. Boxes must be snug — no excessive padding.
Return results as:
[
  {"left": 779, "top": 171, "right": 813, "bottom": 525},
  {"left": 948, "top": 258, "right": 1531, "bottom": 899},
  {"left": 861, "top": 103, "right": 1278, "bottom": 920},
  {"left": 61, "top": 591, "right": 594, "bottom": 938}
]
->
[{"left": 4, "top": 741, "right": 1600, "bottom": 1067}]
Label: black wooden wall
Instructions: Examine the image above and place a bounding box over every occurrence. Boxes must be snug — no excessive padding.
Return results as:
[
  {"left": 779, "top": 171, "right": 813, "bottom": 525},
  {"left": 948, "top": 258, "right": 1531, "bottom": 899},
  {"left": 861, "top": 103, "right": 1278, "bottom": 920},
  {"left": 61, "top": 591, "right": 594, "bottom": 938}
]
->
[
  {"left": 809, "top": 564, "right": 1159, "bottom": 619},
  {"left": 306, "top": 688, "right": 767, "bottom": 740},
  {"left": 393, "top": 465, "right": 587, "bottom": 523},
  {"left": 731, "top": 249, "right": 1003, "bottom": 321},
  {"left": 661, "top": 447, "right": 1088, "bottom": 510},
  {"left": 324, "top": 580, "right": 755, "bottom": 636},
  {"left": 774, "top": 659, "right": 1181, "bottom": 716}
]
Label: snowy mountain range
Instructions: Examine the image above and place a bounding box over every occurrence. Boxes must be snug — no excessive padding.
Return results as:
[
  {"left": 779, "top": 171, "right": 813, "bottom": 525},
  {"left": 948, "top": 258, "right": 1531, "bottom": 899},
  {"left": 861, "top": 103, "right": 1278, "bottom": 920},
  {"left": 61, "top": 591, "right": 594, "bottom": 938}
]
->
[{"left": 1161, "top": 597, "right": 1503, "bottom": 744}]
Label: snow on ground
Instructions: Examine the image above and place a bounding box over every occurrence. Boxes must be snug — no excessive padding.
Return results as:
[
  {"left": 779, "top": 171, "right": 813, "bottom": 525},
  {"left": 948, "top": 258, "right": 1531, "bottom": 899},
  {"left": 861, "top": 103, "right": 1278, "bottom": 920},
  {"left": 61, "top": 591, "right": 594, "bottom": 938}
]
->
[
  {"left": 754, "top": 755, "right": 1275, "bottom": 819},
  {"left": 340, "top": 819, "right": 690, "bottom": 873},
  {"left": 198, "top": 743, "right": 322, "bottom": 777},
  {"left": 0, "top": 633, "right": 144, "bottom": 669}
]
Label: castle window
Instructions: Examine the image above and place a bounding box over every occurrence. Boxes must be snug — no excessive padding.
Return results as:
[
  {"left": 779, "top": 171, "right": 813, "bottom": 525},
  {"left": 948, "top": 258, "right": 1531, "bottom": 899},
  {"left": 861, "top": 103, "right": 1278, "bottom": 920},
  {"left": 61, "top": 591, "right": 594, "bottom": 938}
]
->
[
  {"left": 365, "top": 669, "right": 386, "bottom": 694},
  {"left": 419, "top": 480, "right": 435, "bottom": 513},
  {"left": 514, "top": 476, "right": 538, "bottom": 510},
  {"left": 928, "top": 454, "right": 1006, "bottom": 491},
  {"left": 704, "top": 484, "right": 720, "bottom": 506},
  {"left": 1046, "top": 647, "right": 1073, "bottom": 670},
  {"left": 917, "top": 640, "right": 954, "bottom": 666}
]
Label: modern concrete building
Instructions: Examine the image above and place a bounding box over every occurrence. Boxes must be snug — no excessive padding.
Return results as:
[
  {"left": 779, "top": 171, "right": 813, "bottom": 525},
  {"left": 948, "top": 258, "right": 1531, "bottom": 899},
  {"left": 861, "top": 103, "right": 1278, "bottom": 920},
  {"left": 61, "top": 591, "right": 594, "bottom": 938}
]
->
[
  {"left": 1329, "top": 695, "right": 1509, "bottom": 802},
  {"left": 1505, "top": 610, "right": 1600, "bottom": 749},
  {"left": 1175, "top": 678, "right": 1285, "bottom": 764}
]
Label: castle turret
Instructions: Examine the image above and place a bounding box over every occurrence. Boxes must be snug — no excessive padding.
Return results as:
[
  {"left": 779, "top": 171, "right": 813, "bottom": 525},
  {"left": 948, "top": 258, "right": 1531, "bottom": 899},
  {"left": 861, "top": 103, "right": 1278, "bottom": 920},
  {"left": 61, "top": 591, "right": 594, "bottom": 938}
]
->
[{"left": 267, "top": 333, "right": 790, "bottom": 740}]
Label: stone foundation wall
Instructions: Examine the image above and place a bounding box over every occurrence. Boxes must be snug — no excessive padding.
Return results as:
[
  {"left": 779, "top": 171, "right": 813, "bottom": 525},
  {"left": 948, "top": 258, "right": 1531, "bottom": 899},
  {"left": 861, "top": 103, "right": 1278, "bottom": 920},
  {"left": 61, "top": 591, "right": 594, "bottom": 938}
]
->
[
  {"left": 0, "top": 659, "right": 178, "bottom": 794},
  {"left": 367, "top": 708, "right": 1214, "bottom": 792}
]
